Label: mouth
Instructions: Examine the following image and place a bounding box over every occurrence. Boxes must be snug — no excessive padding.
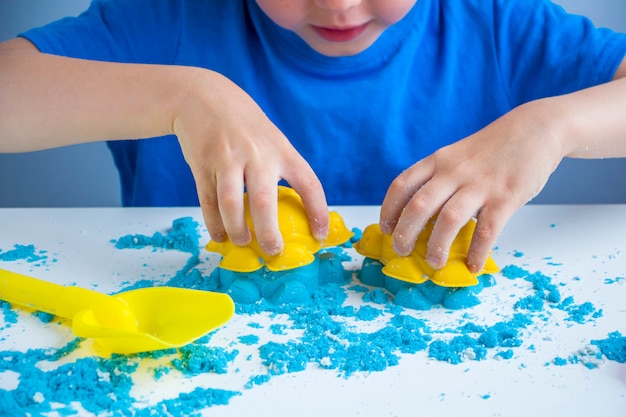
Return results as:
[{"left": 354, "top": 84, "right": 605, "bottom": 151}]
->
[{"left": 311, "top": 22, "right": 370, "bottom": 42}]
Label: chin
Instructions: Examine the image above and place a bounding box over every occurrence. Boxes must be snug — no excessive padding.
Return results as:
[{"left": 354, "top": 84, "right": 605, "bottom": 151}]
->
[
  {"left": 300, "top": 27, "right": 382, "bottom": 57},
  {"left": 311, "top": 38, "right": 378, "bottom": 57}
]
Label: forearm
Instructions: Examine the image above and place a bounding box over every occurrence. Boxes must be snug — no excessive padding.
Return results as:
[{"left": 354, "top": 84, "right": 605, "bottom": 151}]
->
[
  {"left": 547, "top": 65, "right": 626, "bottom": 159},
  {"left": 0, "top": 39, "right": 207, "bottom": 152}
]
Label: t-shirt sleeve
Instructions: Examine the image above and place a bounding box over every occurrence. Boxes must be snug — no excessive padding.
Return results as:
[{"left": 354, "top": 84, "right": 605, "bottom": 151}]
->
[
  {"left": 19, "top": 0, "right": 184, "bottom": 64},
  {"left": 492, "top": 0, "right": 626, "bottom": 105}
]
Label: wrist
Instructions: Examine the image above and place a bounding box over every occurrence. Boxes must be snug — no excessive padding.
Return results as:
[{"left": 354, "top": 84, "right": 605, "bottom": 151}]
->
[
  {"left": 169, "top": 67, "right": 239, "bottom": 138},
  {"left": 549, "top": 78, "right": 626, "bottom": 159},
  {"left": 509, "top": 98, "right": 568, "bottom": 166}
]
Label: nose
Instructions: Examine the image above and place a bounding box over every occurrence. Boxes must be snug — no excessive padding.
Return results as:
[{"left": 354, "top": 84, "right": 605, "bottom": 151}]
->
[{"left": 314, "top": 0, "right": 362, "bottom": 12}]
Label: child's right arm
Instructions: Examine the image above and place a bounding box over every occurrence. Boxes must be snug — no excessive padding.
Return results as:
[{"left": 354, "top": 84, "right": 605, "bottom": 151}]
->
[{"left": 0, "top": 38, "right": 330, "bottom": 255}]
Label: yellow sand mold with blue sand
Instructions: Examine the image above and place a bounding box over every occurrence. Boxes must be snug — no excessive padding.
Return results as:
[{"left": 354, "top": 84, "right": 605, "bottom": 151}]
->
[
  {"left": 355, "top": 218, "right": 499, "bottom": 287},
  {"left": 206, "top": 186, "right": 353, "bottom": 272}
]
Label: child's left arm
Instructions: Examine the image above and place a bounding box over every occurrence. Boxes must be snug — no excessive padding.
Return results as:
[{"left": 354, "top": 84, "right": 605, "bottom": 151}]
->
[{"left": 380, "top": 58, "right": 626, "bottom": 274}]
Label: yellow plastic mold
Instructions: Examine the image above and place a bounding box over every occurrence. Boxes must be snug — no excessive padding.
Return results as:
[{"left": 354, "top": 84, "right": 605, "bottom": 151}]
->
[
  {"left": 206, "top": 186, "right": 353, "bottom": 273},
  {"left": 354, "top": 217, "right": 499, "bottom": 287}
]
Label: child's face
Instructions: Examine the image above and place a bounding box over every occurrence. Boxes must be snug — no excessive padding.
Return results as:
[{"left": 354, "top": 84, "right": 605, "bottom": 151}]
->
[{"left": 255, "top": 0, "right": 417, "bottom": 57}]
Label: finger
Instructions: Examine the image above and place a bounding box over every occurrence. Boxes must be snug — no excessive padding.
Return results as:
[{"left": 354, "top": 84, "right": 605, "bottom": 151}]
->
[
  {"left": 466, "top": 202, "right": 515, "bottom": 273},
  {"left": 425, "top": 191, "right": 481, "bottom": 269},
  {"left": 216, "top": 172, "right": 250, "bottom": 246},
  {"left": 380, "top": 157, "right": 434, "bottom": 234},
  {"left": 246, "top": 177, "right": 282, "bottom": 256},
  {"left": 182, "top": 140, "right": 231, "bottom": 243},
  {"left": 193, "top": 168, "right": 228, "bottom": 242},
  {"left": 285, "top": 161, "right": 329, "bottom": 241},
  {"left": 392, "top": 177, "right": 456, "bottom": 256}
]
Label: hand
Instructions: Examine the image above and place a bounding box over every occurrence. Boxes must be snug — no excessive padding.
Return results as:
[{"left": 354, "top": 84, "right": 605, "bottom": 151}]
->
[
  {"left": 0, "top": 42, "right": 329, "bottom": 252},
  {"left": 380, "top": 100, "right": 565, "bottom": 273},
  {"left": 172, "top": 70, "right": 329, "bottom": 255}
]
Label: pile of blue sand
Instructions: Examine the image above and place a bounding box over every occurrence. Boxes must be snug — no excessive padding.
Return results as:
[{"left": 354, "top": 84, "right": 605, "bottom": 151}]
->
[{"left": 0, "top": 216, "right": 623, "bottom": 416}]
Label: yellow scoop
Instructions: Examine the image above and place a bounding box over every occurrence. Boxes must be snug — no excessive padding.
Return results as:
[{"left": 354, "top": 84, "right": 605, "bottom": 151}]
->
[{"left": 0, "top": 268, "right": 234, "bottom": 355}]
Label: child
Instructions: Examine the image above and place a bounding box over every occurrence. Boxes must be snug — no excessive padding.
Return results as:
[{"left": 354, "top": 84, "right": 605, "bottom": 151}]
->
[{"left": 1, "top": 0, "right": 625, "bottom": 274}]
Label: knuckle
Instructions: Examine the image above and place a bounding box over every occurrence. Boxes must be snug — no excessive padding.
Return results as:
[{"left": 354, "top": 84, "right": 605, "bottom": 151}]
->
[
  {"left": 438, "top": 205, "right": 465, "bottom": 226},
  {"left": 407, "top": 193, "right": 429, "bottom": 213},
  {"left": 389, "top": 173, "right": 412, "bottom": 196},
  {"left": 198, "top": 193, "right": 218, "bottom": 211},
  {"left": 218, "top": 189, "right": 243, "bottom": 211},
  {"left": 472, "top": 220, "right": 498, "bottom": 243},
  {"left": 248, "top": 188, "right": 275, "bottom": 211},
  {"left": 198, "top": 195, "right": 224, "bottom": 235},
  {"left": 298, "top": 180, "right": 324, "bottom": 203}
]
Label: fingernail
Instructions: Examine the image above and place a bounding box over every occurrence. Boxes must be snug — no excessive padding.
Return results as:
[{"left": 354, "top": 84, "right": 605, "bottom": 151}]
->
[
  {"left": 393, "top": 243, "right": 411, "bottom": 257},
  {"left": 315, "top": 224, "right": 328, "bottom": 241},
  {"left": 261, "top": 239, "right": 283, "bottom": 256},
  {"left": 380, "top": 220, "right": 396, "bottom": 234},
  {"left": 232, "top": 231, "right": 252, "bottom": 247},
  {"left": 467, "top": 261, "right": 483, "bottom": 274},
  {"left": 212, "top": 232, "right": 227, "bottom": 242},
  {"left": 309, "top": 215, "right": 328, "bottom": 241},
  {"left": 392, "top": 233, "right": 410, "bottom": 256},
  {"left": 426, "top": 254, "right": 443, "bottom": 269}
]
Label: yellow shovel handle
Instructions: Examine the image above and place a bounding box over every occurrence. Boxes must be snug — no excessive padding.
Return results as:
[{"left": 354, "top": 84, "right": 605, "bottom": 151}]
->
[{"left": 0, "top": 268, "right": 112, "bottom": 319}]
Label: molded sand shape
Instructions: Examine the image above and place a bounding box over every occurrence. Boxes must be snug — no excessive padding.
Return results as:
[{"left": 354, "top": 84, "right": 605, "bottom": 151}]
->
[
  {"left": 354, "top": 217, "right": 498, "bottom": 287},
  {"left": 206, "top": 186, "right": 353, "bottom": 272}
]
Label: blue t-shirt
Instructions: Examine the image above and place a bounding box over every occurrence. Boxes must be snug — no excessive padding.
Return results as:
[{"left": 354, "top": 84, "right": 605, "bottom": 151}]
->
[{"left": 21, "top": 0, "right": 626, "bottom": 206}]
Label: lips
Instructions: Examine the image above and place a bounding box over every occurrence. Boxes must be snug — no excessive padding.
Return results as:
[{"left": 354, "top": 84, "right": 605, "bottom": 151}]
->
[{"left": 311, "top": 22, "right": 370, "bottom": 42}]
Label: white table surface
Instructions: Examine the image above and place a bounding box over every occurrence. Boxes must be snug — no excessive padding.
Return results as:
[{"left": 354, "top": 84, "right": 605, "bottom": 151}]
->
[{"left": 0, "top": 205, "right": 624, "bottom": 416}]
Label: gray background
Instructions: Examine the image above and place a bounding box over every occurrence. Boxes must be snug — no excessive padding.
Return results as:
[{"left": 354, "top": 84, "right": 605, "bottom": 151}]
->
[{"left": 1, "top": 0, "right": 625, "bottom": 207}]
